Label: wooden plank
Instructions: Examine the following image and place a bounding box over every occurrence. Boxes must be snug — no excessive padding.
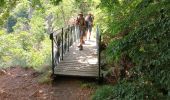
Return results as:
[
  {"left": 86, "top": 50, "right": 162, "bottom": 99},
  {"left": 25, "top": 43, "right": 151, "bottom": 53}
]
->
[
  {"left": 59, "top": 60, "right": 82, "bottom": 63},
  {"left": 55, "top": 66, "right": 98, "bottom": 69},
  {"left": 55, "top": 65, "right": 98, "bottom": 70},
  {"left": 57, "top": 66, "right": 97, "bottom": 68},
  {"left": 55, "top": 68, "right": 98, "bottom": 72},
  {"left": 55, "top": 67, "right": 98, "bottom": 72},
  {"left": 54, "top": 70, "right": 98, "bottom": 77},
  {"left": 55, "top": 69, "right": 98, "bottom": 73},
  {"left": 53, "top": 39, "right": 99, "bottom": 77},
  {"left": 57, "top": 64, "right": 97, "bottom": 67},
  {"left": 57, "top": 62, "right": 89, "bottom": 65}
]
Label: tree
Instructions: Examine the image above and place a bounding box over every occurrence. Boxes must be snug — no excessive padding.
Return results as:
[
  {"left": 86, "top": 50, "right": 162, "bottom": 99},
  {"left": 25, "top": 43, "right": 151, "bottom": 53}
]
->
[{"left": 93, "top": 0, "right": 170, "bottom": 99}]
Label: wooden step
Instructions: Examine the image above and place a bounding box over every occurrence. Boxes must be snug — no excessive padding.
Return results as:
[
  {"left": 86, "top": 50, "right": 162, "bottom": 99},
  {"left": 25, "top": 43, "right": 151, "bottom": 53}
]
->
[{"left": 54, "top": 70, "right": 98, "bottom": 77}]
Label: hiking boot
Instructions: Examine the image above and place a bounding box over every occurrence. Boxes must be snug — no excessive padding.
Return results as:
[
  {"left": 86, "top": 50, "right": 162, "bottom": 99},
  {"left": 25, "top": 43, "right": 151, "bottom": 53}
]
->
[{"left": 79, "top": 45, "right": 83, "bottom": 50}]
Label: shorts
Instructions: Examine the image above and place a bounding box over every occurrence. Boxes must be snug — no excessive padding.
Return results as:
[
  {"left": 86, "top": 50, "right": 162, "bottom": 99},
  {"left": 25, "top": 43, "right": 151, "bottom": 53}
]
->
[
  {"left": 79, "top": 28, "right": 85, "bottom": 37},
  {"left": 88, "top": 25, "right": 92, "bottom": 32}
]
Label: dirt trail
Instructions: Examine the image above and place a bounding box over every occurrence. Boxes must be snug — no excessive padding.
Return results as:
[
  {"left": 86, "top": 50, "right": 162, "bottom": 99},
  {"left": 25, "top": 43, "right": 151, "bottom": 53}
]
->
[{"left": 0, "top": 67, "right": 95, "bottom": 100}]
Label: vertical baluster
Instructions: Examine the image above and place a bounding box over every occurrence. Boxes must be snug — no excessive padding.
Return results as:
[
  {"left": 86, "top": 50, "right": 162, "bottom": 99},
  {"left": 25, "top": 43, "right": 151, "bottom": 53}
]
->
[
  {"left": 72, "top": 26, "right": 76, "bottom": 43},
  {"left": 62, "top": 28, "right": 64, "bottom": 60},
  {"left": 74, "top": 26, "right": 76, "bottom": 42},
  {"left": 74, "top": 26, "right": 77, "bottom": 42},
  {"left": 99, "top": 35, "right": 101, "bottom": 82},
  {"left": 71, "top": 26, "right": 73, "bottom": 45},
  {"left": 72, "top": 26, "right": 75, "bottom": 43},
  {"left": 50, "top": 33, "right": 54, "bottom": 75},
  {"left": 64, "top": 31, "right": 66, "bottom": 53},
  {"left": 77, "top": 26, "right": 80, "bottom": 42},
  {"left": 96, "top": 26, "right": 102, "bottom": 83},
  {"left": 68, "top": 26, "right": 70, "bottom": 52}
]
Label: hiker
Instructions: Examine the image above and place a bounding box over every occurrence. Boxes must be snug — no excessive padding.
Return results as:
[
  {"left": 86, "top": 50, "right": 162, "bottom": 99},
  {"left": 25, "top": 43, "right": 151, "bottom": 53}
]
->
[
  {"left": 85, "top": 13, "right": 94, "bottom": 40},
  {"left": 76, "top": 12, "right": 86, "bottom": 50}
]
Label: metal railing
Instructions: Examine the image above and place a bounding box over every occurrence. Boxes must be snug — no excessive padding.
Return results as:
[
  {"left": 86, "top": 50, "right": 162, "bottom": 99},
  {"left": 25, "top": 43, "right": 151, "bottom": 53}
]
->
[
  {"left": 50, "top": 25, "right": 79, "bottom": 75},
  {"left": 50, "top": 25, "right": 103, "bottom": 82},
  {"left": 96, "top": 25, "right": 103, "bottom": 82}
]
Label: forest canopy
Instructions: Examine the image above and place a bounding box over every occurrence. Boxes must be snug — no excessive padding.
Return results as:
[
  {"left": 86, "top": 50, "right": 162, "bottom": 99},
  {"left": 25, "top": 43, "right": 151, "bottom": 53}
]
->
[{"left": 0, "top": 0, "right": 170, "bottom": 99}]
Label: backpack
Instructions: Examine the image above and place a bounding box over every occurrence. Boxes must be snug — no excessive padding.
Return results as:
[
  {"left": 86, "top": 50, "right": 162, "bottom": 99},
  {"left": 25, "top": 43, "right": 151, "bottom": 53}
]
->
[
  {"left": 88, "top": 15, "right": 93, "bottom": 22},
  {"left": 88, "top": 15, "right": 93, "bottom": 26},
  {"left": 77, "top": 17, "right": 85, "bottom": 27}
]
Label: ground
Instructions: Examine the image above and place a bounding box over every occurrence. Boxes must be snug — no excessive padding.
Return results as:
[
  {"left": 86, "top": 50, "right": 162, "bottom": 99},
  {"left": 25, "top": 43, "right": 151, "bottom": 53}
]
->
[{"left": 0, "top": 67, "right": 96, "bottom": 100}]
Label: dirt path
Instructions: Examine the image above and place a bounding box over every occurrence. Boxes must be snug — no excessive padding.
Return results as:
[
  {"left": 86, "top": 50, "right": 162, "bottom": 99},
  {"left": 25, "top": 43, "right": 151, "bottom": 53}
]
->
[{"left": 0, "top": 67, "right": 95, "bottom": 100}]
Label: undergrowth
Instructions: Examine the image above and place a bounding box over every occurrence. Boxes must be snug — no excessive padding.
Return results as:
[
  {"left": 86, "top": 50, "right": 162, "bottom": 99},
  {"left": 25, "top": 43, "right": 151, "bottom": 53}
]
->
[{"left": 93, "top": 0, "right": 170, "bottom": 100}]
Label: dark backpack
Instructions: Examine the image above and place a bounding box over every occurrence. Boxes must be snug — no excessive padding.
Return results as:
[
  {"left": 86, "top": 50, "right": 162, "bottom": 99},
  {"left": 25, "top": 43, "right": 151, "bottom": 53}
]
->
[{"left": 88, "top": 15, "right": 93, "bottom": 22}]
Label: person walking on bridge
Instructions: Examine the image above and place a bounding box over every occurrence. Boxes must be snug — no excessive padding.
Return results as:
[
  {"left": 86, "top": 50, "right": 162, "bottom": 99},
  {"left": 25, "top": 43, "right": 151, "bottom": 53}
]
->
[
  {"left": 76, "top": 12, "right": 86, "bottom": 50},
  {"left": 85, "top": 13, "right": 94, "bottom": 40}
]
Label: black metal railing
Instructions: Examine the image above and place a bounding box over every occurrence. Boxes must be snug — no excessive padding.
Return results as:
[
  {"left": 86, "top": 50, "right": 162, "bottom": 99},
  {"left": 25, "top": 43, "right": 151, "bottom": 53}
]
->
[
  {"left": 96, "top": 25, "right": 103, "bottom": 82},
  {"left": 50, "top": 25, "right": 79, "bottom": 76}
]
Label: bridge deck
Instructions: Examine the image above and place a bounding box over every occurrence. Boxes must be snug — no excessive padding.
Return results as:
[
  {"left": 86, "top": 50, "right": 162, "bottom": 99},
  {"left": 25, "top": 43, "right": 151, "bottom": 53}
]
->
[{"left": 54, "top": 39, "right": 98, "bottom": 77}]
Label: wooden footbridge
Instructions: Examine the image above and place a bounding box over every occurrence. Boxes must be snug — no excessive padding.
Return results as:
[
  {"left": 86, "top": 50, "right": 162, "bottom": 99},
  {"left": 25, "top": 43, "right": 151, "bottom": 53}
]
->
[{"left": 50, "top": 26, "right": 102, "bottom": 81}]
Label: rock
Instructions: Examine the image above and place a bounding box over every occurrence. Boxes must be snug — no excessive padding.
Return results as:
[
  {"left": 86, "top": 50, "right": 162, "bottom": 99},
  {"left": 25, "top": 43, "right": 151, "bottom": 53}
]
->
[
  {"left": 30, "top": 90, "right": 44, "bottom": 97},
  {"left": 0, "top": 89, "right": 10, "bottom": 98},
  {"left": 0, "top": 69, "right": 6, "bottom": 76}
]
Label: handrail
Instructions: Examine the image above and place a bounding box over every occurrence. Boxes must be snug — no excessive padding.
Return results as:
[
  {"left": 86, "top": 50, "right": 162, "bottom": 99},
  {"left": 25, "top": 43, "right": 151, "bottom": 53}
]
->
[
  {"left": 50, "top": 25, "right": 78, "bottom": 76},
  {"left": 52, "top": 27, "right": 69, "bottom": 36}
]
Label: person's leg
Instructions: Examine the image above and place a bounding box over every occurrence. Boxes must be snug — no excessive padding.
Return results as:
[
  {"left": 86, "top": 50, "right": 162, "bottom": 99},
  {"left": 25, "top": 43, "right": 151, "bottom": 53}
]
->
[
  {"left": 84, "top": 21, "right": 88, "bottom": 40},
  {"left": 76, "top": 26, "right": 80, "bottom": 40},
  {"left": 80, "top": 31, "right": 83, "bottom": 44},
  {"left": 82, "top": 29, "right": 86, "bottom": 44},
  {"left": 78, "top": 29, "right": 83, "bottom": 50},
  {"left": 88, "top": 26, "right": 92, "bottom": 40},
  {"left": 78, "top": 29, "right": 82, "bottom": 45},
  {"left": 80, "top": 36, "right": 83, "bottom": 50},
  {"left": 84, "top": 29, "right": 88, "bottom": 41}
]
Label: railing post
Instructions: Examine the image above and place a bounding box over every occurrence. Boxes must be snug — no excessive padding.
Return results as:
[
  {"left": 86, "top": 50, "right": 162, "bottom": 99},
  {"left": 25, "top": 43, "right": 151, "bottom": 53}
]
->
[
  {"left": 70, "top": 26, "right": 72, "bottom": 45},
  {"left": 50, "top": 33, "right": 54, "bottom": 75},
  {"left": 71, "top": 26, "right": 73, "bottom": 43},
  {"left": 75, "top": 25, "right": 79, "bottom": 43},
  {"left": 96, "top": 26, "right": 99, "bottom": 47},
  {"left": 68, "top": 26, "right": 70, "bottom": 52},
  {"left": 74, "top": 26, "right": 76, "bottom": 42},
  {"left": 62, "top": 28, "right": 64, "bottom": 60},
  {"left": 99, "top": 35, "right": 101, "bottom": 81},
  {"left": 97, "top": 25, "right": 103, "bottom": 83}
]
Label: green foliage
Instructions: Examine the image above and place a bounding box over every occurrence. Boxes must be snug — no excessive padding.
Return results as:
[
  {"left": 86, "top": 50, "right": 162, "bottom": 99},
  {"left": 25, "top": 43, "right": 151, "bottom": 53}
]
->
[
  {"left": 80, "top": 81, "right": 98, "bottom": 89},
  {"left": 6, "top": 16, "right": 17, "bottom": 33},
  {"left": 0, "top": 0, "right": 5, "bottom": 7},
  {"left": 92, "top": 81, "right": 163, "bottom": 100},
  {"left": 92, "top": 85, "right": 114, "bottom": 100},
  {"left": 30, "top": 11, "right": 45, "bottom": 43},
  {"left": 0, "top": 30, "right": 51, "bottom": 69},
  {"left": 4, "top": 1, "right": 29, "bottom": 33},
  {"left": 0, "top": 0, "right": 90, "bottom": 70},
  {"left": 0, "top": 0, "right": 18, "bottom": 25},
  {"left": 0, "top": 0, "right": 51, "bottom": 70},
  {"left": 50, "top": 0, "right": 62, "bottom": 5},
  {"left": 93, "top": 0, "right": 170, "bottom": 99}
]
